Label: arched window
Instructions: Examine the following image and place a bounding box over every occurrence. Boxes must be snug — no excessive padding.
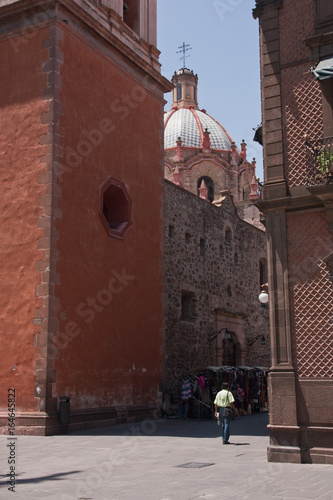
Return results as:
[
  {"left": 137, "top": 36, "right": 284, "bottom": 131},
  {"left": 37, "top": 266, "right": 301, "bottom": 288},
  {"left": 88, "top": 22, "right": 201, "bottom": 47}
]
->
[{"left": 197, "top": 176, "right": 215, "bottom": 202}]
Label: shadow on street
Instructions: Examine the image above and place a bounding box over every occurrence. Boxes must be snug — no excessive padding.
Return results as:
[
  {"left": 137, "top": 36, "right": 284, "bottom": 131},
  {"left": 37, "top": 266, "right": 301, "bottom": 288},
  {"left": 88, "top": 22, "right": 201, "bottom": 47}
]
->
[{"left": 70, "top": 411, "right": 269, "bottom": 439}]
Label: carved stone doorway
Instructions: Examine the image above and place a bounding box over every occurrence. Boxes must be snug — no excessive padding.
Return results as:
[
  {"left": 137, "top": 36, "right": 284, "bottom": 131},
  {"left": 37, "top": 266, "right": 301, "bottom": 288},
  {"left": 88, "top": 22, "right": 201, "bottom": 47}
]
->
[{"left": 215, "top": 312, "right": 246, "bottom": 366}]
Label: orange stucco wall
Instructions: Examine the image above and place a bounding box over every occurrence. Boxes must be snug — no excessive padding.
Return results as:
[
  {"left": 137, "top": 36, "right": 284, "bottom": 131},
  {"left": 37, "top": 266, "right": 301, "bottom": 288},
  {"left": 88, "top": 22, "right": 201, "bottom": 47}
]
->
[
  {"left": 0, "top": 29, "right": 49, "bottom": 411},
  {"left": 53, "top": 31, "right": 164, "bottom": 409}
]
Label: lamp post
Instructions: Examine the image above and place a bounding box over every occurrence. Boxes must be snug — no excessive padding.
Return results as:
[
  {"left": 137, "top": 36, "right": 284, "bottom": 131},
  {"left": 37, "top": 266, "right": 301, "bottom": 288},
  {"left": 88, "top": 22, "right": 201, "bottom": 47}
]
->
[
  {"left": 259, "top": 283, "right": 269, "bottom": 304},
  {"left": 248, "top": 335, "right": 267, "bottom": 346}
]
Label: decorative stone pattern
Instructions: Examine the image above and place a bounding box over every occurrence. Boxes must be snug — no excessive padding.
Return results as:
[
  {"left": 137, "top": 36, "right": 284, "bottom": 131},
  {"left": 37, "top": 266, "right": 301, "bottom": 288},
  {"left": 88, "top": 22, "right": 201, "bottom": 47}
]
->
[
  {"left": 287, "top": 211, "right": 333, "bottom": 378},
  {"left": 279, "top": 0, "right": 323, "bottom": 187},
  {"left": 164, "top": 181, "right": 269, "bottom": 397},
  {"left": 279, "top": 0, "right": 315, "bottom": 65},
  {"left": 281, "top": 66, "right": 323, "bottom": 187}
]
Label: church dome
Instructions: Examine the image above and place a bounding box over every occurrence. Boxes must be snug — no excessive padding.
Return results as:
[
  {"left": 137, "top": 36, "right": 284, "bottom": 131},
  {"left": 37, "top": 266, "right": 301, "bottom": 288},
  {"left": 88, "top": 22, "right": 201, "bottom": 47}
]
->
[
  {"left": 164, "top": 108, "right": 234, "bottom": 151},
  {"left": 164, "top": 68, "right": 235, "bottom": 151}
]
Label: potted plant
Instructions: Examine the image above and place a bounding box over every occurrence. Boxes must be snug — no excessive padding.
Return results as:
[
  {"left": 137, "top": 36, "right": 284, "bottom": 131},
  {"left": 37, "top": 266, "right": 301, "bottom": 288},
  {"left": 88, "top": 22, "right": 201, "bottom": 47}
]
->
[{"left": 316, "top": 148, "right": 333, "bottom": 175}]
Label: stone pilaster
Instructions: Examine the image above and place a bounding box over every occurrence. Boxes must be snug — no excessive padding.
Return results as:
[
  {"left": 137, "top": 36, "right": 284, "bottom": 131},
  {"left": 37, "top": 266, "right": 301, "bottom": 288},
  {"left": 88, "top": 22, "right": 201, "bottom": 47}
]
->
[{"left": 34, "top": 19, "right": 64, "bottom": 418}]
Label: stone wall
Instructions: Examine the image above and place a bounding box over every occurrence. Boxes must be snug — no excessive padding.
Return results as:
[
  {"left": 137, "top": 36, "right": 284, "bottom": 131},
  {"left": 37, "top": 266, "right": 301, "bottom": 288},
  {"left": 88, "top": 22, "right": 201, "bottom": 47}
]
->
[{"left": 163, "top": 180, "right": 269, "bottom": 399}]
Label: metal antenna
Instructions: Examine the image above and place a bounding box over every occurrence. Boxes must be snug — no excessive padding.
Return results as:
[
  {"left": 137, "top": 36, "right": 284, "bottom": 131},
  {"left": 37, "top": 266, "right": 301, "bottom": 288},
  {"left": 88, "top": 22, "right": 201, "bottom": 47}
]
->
[{"left": 177, "top": 42, "right": 192, "bottom": 68}]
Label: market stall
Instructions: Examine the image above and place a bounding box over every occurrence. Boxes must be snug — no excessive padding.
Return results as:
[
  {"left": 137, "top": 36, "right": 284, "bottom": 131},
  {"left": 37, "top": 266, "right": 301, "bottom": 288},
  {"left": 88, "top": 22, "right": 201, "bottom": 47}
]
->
[{"left": 180, "top": 365, "right": 269, "bottom": 419}]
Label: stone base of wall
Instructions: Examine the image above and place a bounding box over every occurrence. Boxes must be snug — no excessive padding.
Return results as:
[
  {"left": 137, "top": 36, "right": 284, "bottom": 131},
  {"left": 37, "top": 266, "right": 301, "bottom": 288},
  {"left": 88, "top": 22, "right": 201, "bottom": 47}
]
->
[
  {"left": 0, "top": 405, "right": 160, "bottom": 436},
  {"left": 267, "top": 424, "right": 333, "bottom": 464}
]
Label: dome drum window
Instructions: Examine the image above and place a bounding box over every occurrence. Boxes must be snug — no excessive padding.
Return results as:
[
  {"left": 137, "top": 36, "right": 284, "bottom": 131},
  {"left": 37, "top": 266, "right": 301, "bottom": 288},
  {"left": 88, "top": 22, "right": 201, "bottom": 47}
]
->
[{"left": 177, "top": 83, "right": 182, "bottom": 100}]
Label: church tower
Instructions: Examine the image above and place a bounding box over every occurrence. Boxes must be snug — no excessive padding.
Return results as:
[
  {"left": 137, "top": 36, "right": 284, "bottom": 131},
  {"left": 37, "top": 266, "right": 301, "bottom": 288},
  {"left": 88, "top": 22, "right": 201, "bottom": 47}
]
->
[
  {"left": 164, "top": 68, "right": 261, "bottom": 226},
  {"left": 0, "top": 0, "right": 172, "bottom": 435}
]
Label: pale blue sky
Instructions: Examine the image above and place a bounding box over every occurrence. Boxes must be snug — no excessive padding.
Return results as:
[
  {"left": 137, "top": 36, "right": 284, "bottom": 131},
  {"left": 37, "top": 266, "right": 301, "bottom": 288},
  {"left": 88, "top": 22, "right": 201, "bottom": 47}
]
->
[{"left": 157, "top": 0, "right": 263, "bottom": 180}]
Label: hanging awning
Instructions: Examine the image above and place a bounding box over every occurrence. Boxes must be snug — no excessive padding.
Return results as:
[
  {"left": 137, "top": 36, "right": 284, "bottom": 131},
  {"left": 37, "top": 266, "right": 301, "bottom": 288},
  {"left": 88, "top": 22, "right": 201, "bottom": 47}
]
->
[
  {"left": 253, "top": 125, "right": 262, "bottom": 145},
  {"left": 312, "top": 57, "right": 333, "bottom": 80}
]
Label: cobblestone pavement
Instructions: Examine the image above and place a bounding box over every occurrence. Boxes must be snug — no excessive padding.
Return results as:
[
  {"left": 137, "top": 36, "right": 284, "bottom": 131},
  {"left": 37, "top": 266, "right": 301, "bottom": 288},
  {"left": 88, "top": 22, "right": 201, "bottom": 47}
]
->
[{"left": 1, "top": 412, "right": 333, "bottom": 500}]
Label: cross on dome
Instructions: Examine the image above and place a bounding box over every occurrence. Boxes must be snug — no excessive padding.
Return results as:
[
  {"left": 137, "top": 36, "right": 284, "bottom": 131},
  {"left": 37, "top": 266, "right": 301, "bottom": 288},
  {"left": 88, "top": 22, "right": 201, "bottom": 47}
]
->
[{"left": 177, "top": 42, "right": 192, "bottom": 68}]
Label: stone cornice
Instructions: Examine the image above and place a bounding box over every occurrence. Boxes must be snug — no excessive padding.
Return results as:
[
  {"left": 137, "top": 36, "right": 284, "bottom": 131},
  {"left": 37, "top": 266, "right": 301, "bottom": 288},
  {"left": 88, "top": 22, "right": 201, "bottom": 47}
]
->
[
  {"left": 257, "top": 184, "right": 330, "bottom": 213},
  {"left": 252, "top": 0, "right": 282, "bottom": 20},
  {"left": 186, "top": 155, "right": 230, "bottom": 172},
  {"left": 0, "top": 0, "right": 173, "bottom": 93},
  {"left": 305, "top": 30, "right": 333, "bottom": 48}
]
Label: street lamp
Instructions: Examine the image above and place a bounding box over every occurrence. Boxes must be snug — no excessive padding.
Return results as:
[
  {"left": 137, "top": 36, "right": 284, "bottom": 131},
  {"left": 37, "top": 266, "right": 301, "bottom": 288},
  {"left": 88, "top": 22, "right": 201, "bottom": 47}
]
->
[
  {"left": 224, "top": 329, "right": 232, "bottom": 340},
  {"left": 208, "top": 327, "right": 233, "bottom": 343},
  {"left": 248, "top": 335, "right": 267, "bottom": 346},
  {"left": 259, "top": 283, "right": 269, "bottom": 304}
]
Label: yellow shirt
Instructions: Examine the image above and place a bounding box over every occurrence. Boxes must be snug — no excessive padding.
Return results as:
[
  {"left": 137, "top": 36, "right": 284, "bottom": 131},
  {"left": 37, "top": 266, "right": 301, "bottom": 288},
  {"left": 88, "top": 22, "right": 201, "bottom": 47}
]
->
[{"left": 214, "top": 389, "right": 235, "bottom": 408}]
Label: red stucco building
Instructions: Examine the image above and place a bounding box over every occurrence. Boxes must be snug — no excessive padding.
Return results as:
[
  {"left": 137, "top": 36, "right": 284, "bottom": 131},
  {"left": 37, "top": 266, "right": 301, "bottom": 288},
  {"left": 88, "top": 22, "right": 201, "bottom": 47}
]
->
[
  {"left": 0, "top": 0, "right": 172, "bottom": 434},
  {"left": 253, "top": 0, "right": 333, "bottom": 463}
]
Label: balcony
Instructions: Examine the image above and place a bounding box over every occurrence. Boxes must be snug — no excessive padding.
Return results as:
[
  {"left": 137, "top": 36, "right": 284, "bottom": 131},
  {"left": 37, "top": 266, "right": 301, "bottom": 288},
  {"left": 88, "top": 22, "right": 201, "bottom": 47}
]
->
[{"left": 305, "top": 136, "right": 333, "bottom": 185}]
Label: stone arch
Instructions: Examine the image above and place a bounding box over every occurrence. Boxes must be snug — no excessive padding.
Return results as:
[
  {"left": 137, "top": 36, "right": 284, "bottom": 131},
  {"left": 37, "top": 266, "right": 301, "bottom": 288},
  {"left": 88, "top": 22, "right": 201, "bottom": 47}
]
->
[
  {"left": 221, "top": 331, "right": 242, "bottom": 366},
  {"left": 215, "top": 312, "right": 246, "bottom": 366},
  {"left": 197, "top": 176, "right": 215, "bottom": 202},
  {"left": 189, "top": 161, "right": 227, "bottom": 200},
  {"left": 164, "top": 161, "right": 174, "bottom": 182}
]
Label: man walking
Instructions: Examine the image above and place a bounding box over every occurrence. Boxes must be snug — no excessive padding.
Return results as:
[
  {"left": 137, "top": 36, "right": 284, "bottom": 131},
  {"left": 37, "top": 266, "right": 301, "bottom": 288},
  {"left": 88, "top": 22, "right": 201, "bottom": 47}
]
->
[{"left": 214, "top": 382, "right": 237, "bottom": 444}]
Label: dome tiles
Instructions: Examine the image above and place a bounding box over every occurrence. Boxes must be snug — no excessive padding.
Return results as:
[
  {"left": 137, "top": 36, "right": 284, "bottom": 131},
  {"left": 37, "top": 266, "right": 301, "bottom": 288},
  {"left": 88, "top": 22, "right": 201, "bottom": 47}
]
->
[{"left": 164, "top": 107, "right": 234, "bottom": 151}]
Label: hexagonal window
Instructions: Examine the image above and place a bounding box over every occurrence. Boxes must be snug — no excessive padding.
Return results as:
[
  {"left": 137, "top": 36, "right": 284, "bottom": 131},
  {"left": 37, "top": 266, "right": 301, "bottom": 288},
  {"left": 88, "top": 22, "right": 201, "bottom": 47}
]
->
[{"left": 100, "top": 177, "right": 132, "bottom": 239}]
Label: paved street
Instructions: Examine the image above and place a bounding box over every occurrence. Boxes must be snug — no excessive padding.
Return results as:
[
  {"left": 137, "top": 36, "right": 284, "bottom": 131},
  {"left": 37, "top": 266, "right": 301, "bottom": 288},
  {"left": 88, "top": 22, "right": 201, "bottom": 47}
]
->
[{"left": 1, "top": 412, "right": 333, "bottom": 500}]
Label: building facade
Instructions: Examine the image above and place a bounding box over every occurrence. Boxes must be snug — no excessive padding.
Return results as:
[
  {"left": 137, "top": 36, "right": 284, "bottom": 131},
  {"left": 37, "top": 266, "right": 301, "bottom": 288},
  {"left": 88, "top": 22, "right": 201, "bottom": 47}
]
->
[
  {"left": 162, "top": 68, "right": 269, "bottom": 400},
  {"left": 253, "top": 0, "right": 333, "bottom": 463},
  {"left": 0, "top": 0, "right": 172, "bottom": 435}
]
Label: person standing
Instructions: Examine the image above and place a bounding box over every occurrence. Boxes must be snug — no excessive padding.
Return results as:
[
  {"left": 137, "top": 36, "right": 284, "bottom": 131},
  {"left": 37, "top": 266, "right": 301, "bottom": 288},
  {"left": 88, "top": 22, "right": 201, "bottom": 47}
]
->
[{"left": 214, "top": 382, "right": 236, "bottom": 444}]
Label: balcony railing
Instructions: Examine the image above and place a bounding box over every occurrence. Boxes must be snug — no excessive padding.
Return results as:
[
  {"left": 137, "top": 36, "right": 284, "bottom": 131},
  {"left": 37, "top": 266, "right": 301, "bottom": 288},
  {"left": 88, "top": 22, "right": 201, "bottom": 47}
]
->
[{"left": 305, "top": 136, "right": 333, "bottom": 185}]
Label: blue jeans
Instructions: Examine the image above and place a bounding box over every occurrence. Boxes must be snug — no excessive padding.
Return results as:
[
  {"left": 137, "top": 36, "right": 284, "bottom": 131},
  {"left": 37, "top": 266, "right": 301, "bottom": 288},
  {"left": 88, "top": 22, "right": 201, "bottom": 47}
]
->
[{"left": 219, "top": 409, "right": 230, "bottom": 443}]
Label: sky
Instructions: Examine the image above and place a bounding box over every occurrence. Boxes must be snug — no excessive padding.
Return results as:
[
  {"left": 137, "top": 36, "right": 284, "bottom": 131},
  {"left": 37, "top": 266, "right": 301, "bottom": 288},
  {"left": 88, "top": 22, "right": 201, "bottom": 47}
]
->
[{"left": 157, "top": 0, "right": 264, "bottom": 181}]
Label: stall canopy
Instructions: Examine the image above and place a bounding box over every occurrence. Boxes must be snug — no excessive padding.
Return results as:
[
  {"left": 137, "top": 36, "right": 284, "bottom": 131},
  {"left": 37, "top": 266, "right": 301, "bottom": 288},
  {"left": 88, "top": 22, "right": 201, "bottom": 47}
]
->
[
  {"left": 312, "top": 57, "right": 333, "bottom": 80},
  {"left": 180, "top": 365, "right": 269, "bottom": 419}
]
